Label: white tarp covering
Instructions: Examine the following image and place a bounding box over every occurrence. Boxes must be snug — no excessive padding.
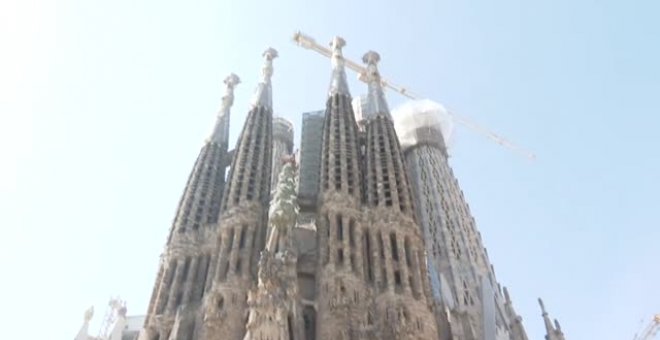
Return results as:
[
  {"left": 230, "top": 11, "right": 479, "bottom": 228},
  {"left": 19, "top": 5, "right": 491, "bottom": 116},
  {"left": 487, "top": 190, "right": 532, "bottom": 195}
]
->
[{"left": 392, "top": 99, "right": 454, "bottom": 149}]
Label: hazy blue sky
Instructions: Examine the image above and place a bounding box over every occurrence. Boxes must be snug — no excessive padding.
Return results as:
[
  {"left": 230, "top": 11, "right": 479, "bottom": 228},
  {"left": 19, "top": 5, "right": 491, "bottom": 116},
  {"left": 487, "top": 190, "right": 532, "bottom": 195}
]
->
[{"left": 1, "top": 0, "right": 658, "bottom": 339}]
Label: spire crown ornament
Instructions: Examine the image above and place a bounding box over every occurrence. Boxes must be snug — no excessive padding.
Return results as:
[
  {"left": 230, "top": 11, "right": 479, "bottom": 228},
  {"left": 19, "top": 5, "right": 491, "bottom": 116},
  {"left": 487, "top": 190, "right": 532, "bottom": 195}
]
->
[
  {"left": 252, "top": 47, "right": 278, "bottom": 108},
  {"left": 328, "top": 36, "right": 350, "bottom": 95},
  {"left": 220, "top": 73, "right": 240, "bottom": 110},
  {"left": 362, "top": 50, "right": 389, "bottom": 117},
  {"left": 211, "top": 73, "right": 240, "bottom": 144}
]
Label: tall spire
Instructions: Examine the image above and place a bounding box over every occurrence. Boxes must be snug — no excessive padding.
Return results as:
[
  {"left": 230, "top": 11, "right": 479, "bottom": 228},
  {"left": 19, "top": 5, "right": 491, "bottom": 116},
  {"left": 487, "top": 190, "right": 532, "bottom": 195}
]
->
[
  {"left": 501, "top": 287, "right": 529, "bottom": 340},
  {"left": 318, "top": 37, "right": 361, "bottom": 199},
  {"left": 211, "top": 73, "right": 240, "bottom": 145},
  {"left": 539, "top": 298, "right": 555, "bottom": 334},
  {"left": 358, "top": 49, "right": 439, "bottom": 339},
  {"left": 144, "top": 71, "right": 240, "bottom": 339},
  {"left": 539, "top": 298, "right": 565, "bottom": 340},
  {"left": 362, "top": 50, "right": 390, "bottom": 118},
  {"left": 329, "top": 36, "right": 350, "bottom": 95},
  {"left": 361, "top": 50, "right": 415, "bottom": 214},
  {"left": 251, "top": 47, "right": 278, "bottom": 109},
  {"left": 203, "top": 47, "right": 277, "bottom": 340},
  {"left": 221, "top": 47, "right": 277, "bottom": 212}
]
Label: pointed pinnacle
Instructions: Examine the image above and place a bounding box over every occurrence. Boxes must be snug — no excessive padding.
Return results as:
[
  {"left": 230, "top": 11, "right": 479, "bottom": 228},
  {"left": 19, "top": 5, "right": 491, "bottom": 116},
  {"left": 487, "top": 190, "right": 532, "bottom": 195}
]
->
[
  {"left": 538, "top": 298, "right": 547, "bottom": 314},
  {"left": 503, "top": 286, "right": 511, "bottom": 303},
  {"left": 84, "top": 306, "right": 94, "bottom": 322}
]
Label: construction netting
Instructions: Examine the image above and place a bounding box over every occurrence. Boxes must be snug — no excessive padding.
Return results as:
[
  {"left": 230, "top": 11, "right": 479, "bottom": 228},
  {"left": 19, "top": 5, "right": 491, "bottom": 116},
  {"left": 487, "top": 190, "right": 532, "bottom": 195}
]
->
[{"left": 392, "top": 99, "right": 454, "bottom": 149}]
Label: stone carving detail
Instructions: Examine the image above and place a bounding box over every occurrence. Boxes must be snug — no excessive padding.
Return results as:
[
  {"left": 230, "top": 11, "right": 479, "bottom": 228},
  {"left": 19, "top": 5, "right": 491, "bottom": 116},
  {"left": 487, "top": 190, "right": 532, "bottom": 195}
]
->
[{"left": 136, "top": 38, "right": 534, "bottom": 340}]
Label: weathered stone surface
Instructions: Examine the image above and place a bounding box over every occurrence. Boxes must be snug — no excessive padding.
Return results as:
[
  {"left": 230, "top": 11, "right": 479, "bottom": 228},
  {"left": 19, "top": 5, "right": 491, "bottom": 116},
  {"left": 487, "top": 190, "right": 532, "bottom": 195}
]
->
[{"left": 139, "top": 48, "right": 534, "bottom": 340}]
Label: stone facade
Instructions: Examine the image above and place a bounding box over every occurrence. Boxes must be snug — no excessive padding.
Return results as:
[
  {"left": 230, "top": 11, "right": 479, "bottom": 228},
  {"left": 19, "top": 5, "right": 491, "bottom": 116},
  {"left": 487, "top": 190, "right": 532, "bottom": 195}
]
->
[
  {"left": 199, "top": 48, "right": 277, "bottom": 340},
  {"left": 399, "top": 108, "right": 529, "bottom": 340},
  {"left": 271, "top": 117, "right": 294, "bottom": 191},
  {"left": 139, "top": 39, "right": 538, "bottom": 340},
  {"left": 141, "top": 74, "right": 239, "bottom": 340}
]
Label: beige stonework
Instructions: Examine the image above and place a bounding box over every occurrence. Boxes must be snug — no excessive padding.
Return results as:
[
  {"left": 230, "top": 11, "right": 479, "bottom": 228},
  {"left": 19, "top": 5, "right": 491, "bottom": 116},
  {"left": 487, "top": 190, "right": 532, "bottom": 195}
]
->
[{"left": 138, "top": 43, "right": 537, "bottom": 340}]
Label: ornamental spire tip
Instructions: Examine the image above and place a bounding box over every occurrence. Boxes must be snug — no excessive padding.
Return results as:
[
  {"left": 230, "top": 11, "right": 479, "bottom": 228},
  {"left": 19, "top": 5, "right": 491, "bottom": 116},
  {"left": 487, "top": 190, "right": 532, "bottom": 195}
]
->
[
  {"left": 331, "top": 36, "right": 346, "bottom": 50},
  {"left": 538, "top": 298, "right": 547, "bottom": 314},
  {"left": 224, "top": 73, "right": 241, "bottom": 90},
  {"left": 362, "top": 50, "right": 381, "bottom": 65},
  {"left": 260, "top": 47, "right": 278, "bottom": 83},
  {"left": 362, "top": 50, "right": 389, "bottom": 117},
  {"left": 221, "top": 73, "right": 240, "bottom": 110},
  {"left": 328, "top": 36, "right": 350, "bottom": 96},
  {"left": 211, "top": 73, "right": 240, "bottom": 144},
  {"left": 252, "top": 48, "right": 278, "bottom": 109}
]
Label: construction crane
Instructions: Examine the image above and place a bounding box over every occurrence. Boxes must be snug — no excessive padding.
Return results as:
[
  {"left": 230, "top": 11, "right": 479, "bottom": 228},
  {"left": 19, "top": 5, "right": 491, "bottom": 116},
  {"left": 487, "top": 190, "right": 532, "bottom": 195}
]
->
[
  {"left": 293, "top": 31, "right": 536, "bottom": 161},
  {"left": 633, "top": 314, "right": 660, "bottom": 340}
]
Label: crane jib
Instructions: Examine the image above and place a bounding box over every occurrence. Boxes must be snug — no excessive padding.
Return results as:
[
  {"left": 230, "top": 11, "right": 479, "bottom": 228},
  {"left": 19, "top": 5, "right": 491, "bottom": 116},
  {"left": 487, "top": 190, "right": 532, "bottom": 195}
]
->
[{"left": 292, "top": 30, "right": 537, "bottom": 161}]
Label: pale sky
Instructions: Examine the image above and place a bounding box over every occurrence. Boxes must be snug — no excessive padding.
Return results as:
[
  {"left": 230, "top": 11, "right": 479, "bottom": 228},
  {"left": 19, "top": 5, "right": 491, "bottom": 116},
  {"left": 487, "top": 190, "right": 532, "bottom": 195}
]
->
[{"left": 1, "top": 0, "right": 658, "bottom": 339}]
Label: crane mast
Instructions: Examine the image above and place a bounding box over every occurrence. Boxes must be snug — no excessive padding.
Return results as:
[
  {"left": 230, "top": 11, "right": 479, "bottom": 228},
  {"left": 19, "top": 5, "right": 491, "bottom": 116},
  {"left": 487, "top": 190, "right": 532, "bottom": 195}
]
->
[{"left": 293, "top": 31, "right": 536, "bottom": 161}]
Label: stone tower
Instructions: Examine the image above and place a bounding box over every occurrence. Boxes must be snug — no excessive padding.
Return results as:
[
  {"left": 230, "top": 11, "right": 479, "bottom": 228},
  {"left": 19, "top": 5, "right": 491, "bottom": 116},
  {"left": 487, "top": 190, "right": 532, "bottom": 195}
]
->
[
  {"left": 314, "top": 37, "right": 370, "bottom": 339},
  {"left": 397, "top": 102, "right": 528, "bottom": 340},
  {"left": 136, "top": 36, "right": 547, "bottom": 340},
  {"left": 200, "top": 48, "right": 277, "bottom": 340},
  {"left": 360, "top": 50, "right": 439, "bottom": 339},
  {"left": 141, "top": 73, "right": 240, "bottom": 340}
]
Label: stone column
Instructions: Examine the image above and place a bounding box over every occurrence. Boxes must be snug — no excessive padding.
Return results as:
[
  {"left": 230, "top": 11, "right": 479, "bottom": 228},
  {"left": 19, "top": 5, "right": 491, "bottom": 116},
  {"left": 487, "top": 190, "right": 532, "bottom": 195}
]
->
[
  {"left": 167, "top": 258, "right": 186, "bottom": 312},
  {"left": 182, "top": 257, "right": 199, "bottom": 305},
  {"left": 397, "top": 235, "right": 411, "bottom": 294}
]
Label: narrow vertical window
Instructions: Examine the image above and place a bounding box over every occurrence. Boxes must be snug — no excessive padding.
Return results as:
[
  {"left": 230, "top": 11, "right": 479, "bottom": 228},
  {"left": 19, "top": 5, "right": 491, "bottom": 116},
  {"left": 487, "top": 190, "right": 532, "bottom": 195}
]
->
[
  {"left": 404, "top": 237, "right": 412, "bottom": 266},
  {"left": 226, "top": 228, "right": 235, "bottom": 251},
  {"left": 199, "top": 255, "right": 211, "bottom": 300},
  {"left": 390, "top": 233, "right": 399, "bottom": 262},
  {"left": 182, "top": 257, "right": 192, "bottom": 281},
  {"left": 287, "top": 314, "right": 295, "bottom": 340},
  {"left": 364, "top": 229, "right": 373, "bottom": 282},
  {"left": 379, "top": 233, "right": 387, "bottom": 290},
  {"left": 349, "top": 219, "right": 355, "bottom": 247},
  {"left": 239, "top": 226, "right": 247, "bottom": 249}
]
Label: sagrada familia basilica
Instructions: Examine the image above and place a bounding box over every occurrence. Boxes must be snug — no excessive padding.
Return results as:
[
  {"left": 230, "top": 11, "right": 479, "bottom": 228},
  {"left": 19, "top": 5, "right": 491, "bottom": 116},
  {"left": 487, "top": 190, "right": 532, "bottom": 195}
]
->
[{"left": 75, "top": 36, "right": 565, "bottom": 340}]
